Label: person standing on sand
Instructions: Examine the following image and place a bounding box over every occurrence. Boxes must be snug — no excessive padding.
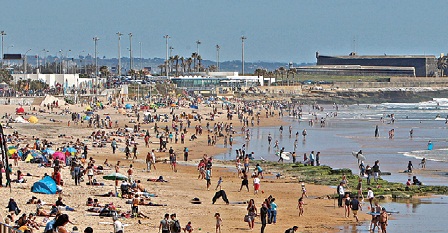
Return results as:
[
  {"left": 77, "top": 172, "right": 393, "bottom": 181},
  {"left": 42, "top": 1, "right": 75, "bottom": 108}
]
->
[
  {"left": 260, "top": 202, "right": 268, "bottom": 233},
  {"left": 215, "top": 213, "right": 222, "bottom": 233},
  {"left": 344, "top": 193, "right": 351, "bottom": 218},
  {"left": 151, "top": 149, "right": 157, "bottom": 171},
  {"left": 146, "top": 152, "right": 151, "bottom": 172},
  {"left": 205, "top": 167, "right": 211, "bottom": 191},
  {"left": 253, "top": 175, "right": 260, "bottom": 195},
  {"left": 337, "top": 182, "right": 345, "bottom": 207},
  {"left": 351, "top": 196, "right": 361, "bottom": 222},
  {"left": 159, "top": 213, "right": 170, "bottom": 233},
  {"left": 297, "top": 197, "right": 304, "bottom": 216},
  {"left": 379, "top": 207, "right": 388, "bottom": 233},
  {"left": 269, "top": 198, "right": 278, "bottom": 224},
  {"left": 372, "top": 160, "right": 381, "bottom": 183},
  {"left": 239, "top": 171, "right": 249, "bottom": 192},
  {"left": 367, "top": 187, "right": 374, "bottom": 209},
  {"left": 246, "top": 199, "right": 257, "bottom": 230},
  {"left": 111, "top": 138, "right": 117, "bottom": 154}
]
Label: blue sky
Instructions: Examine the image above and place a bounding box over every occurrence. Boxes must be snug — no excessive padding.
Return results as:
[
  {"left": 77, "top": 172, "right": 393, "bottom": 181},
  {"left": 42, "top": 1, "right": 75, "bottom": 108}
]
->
[{"left": 1, "top": 0, "right": 447, "bottom": 63}]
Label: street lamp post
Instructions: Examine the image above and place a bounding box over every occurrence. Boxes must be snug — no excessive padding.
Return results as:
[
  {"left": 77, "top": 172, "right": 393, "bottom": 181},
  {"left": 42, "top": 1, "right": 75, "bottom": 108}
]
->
[
  {"left": 65, "top": 49, "right": 71, "bottom": 74},
  {"left": 1, "top": 31, "right": 6, "bottom": 68},
  {"left": 129, "top": 33, "right": 133, "bottom": 76},
  {"left": 116, "top": 32, "right": 123, "bottom": 77},
  {"left": 216, "top": 45, "right": 220, "bottom": 72},
  {"left": 164, "top": 35, "right": 170, "bottom": 78},
  {"left": 24, "top": 49, "right": 31, "bottom": 74},
  {"left": 139, "top": 42, "right": 143, "bottom": 73},
  {"left": 241, "top": 36, "right": 246, "bottom": 75},
  {"left": 93, "top": 36, "right": 100, "bottom": 87},
  {"left": 196, "top": 40, "right": 201, "bottom": 72}
]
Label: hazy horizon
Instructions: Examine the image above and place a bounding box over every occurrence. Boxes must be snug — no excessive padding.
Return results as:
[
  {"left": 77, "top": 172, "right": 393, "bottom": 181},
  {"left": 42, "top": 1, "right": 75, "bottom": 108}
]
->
[{"left": 2, "top": 1, "right": 448, "bottom": 63}]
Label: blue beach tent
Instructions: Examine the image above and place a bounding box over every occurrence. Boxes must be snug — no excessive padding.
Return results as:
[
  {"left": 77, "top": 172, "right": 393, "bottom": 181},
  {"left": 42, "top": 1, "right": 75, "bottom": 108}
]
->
[{"left": 31, "top": 176, "right": 57, "bottom": 194}]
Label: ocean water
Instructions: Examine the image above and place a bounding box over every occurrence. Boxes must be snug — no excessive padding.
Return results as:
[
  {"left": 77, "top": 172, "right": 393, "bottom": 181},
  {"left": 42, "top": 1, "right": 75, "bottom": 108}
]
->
[
  {"left": 214, "top": 99, "right": 448, "bottom": 232},
  {"left": 216, "top": 99, "right": 448, "bottom": 185},
  {"left": 339, "top": 196, "right": 448, "bottom": 233}
]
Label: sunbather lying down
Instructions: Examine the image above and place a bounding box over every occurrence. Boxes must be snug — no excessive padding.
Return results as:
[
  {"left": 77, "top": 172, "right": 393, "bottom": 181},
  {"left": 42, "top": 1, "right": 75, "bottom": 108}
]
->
[
  {"left": 125, "top": 199, "right": 167, "bottom": 206},
  {"left": 147, "top": 176, "right": 168, "bottom": 182}
]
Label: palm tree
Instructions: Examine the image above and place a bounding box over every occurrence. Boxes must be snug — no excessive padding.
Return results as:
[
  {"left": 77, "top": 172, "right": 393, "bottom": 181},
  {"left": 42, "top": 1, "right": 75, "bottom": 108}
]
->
[
  {"left": 208, "top": 65, "right": 218, "bottom": 72},
  {"left": 187, "top": 57, "right": 193, "bottom": 73},
  {"left": 437, "top": 55, "right": 448, "bottom": 77},
  {"left": 180, "top": 57, "right": 185, "bottom": 75},
  {"left": 278, "top": 67, "right": 286, "bottom": 85},
  {"left": 174, "top": 55, "right": 180, "bottom": 76},
  {"left": 158, "top": 64, "right": 164, "bottom": 75},
  {"left": 191, "top": 53, "right": 198, "bottom": 72},
  {"left": 197, "top": 55, "right": 203, "bottom": 72}
]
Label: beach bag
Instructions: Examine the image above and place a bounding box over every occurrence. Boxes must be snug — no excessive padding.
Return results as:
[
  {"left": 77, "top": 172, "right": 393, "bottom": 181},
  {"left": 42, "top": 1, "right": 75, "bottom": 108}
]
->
[
  {"left": 172, "top": 220, "right": 181, "bottom": 232},
  {"left": 244, "top": 215, "right": 250, "bottom": 222}
]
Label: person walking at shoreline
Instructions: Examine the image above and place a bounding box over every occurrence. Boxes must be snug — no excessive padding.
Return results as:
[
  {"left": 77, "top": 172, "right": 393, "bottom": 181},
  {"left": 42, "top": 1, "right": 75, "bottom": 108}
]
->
[
  {"left": 379, "top": 207, "right": 388, "bottom": 233},
  {"left": 375, "top": 125, "right": 379, "bottom": 138},
  {"left": 344, "top": 193, "right": 351, "bottom": 218},
  {"left": 337, "top": 182, "right": 345, "bottom": 207},
  {"left": 372, "top": 160, "right": 381, "bottom": 183},
  {"left": 351, "top": 196, "right": 361, "bottom": 222},
  {"left": 205, "top": 167, "right": 211, "bottom": 191},
  {"left": 367, "top": 187, "right": 374, "bottom": 209}
]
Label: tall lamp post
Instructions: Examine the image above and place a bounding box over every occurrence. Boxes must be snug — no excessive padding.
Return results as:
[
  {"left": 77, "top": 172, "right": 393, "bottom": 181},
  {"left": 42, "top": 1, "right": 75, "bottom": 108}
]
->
[
  {"left": 241, "top": 36, "right": 246, "bottom": 75},
  {"left": 1, "top": 31, "right": 6, "bottom": 68},
  {"left": 116, "top": 32, "right": 123, "bottom": 77},
  {"left": 216, "top": 45, "right": 220, "bottom": 72},
  {"left": 129, "top": 33, "right": 133, "bottom": 75},
  {"left": 93, "top": 36, "right": 100, "bottom": 87},
  {"left": 24, "top": 49, "right": 31, "bottom": 74},
  {"left": 139, "top": 42, "right": 143, "bottom": 73},
  {"left": 164, "top": 35, "right": 170, "bottom": 78},
  {"left": 196, "top": 40, "right": 201, "bottom": 72}
]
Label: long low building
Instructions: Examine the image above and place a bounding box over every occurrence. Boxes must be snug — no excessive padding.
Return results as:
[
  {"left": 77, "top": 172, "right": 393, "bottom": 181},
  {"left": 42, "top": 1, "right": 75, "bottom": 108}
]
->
[
  {"left": 12, "top": 73, "right": 97, "bottom": 88},
  {"left": 296, "top": 65, "right": 416, "bottom": 77},
  {"left": 316, "top": 53, "right": 437, "bottom": 77},
  {"left": 170, "top": 72, "right": 275, "bottom": 90}
]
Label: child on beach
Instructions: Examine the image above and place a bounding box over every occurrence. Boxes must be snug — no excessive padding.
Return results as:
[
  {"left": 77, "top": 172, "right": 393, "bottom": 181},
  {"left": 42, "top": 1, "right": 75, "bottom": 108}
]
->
[
  {"left": 215, "top": 177, "right": 223, "bottom": 190},
  {"left": 301, "top": 182, "right": 308, "bottom": 198},
  {"left": 215, "top": 213, "right": 222, "bottom": 233},
  {"left": 344, "top": 193, "right": 351, "bottom": 218},
  {"left": 297, "top": 197, "right": 304, "bottom": 216}
]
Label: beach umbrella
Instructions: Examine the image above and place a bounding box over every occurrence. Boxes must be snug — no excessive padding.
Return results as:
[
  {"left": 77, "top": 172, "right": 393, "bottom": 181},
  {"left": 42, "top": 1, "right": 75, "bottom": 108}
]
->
[
  {"left": 86, "top": 106, "right": 92, "bottom": 111},
  {"left": 67, "top": 147, "right": 77, "bottom": 153},
  {"left": 8, "top": 147, "right": 17, "bottom": 155},
  {"left": 84, "top": 116, "right": 91, "bottom": 121},
  {"left": 42, "top": 148, "right": 55, "bottom": 155},
  {"left": 28, "top": 116, "right": 38, "bottom": 124},
  {"left": 16, "top": 107, "right": 25, "bottom": 114},
  {"left": 103, "top": 172, "right": 128, "bottom": 181},
  {"left": 103, "top": 172, "right": 128, "bottom": 196},
  {"left": 170, "top": 103, "right": 177, "bottom": 107},
  {"left": 125, "top": 104, "right": 132, "bottom": 109},
  {"left": 53, "top": 151, "right": 65, "bottom": 161}
]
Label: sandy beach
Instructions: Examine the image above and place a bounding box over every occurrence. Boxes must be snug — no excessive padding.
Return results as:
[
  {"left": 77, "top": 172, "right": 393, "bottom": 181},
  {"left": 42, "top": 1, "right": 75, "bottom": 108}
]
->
[{"left": 0, "top": 99, "right": 371, "bottom": 233}]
